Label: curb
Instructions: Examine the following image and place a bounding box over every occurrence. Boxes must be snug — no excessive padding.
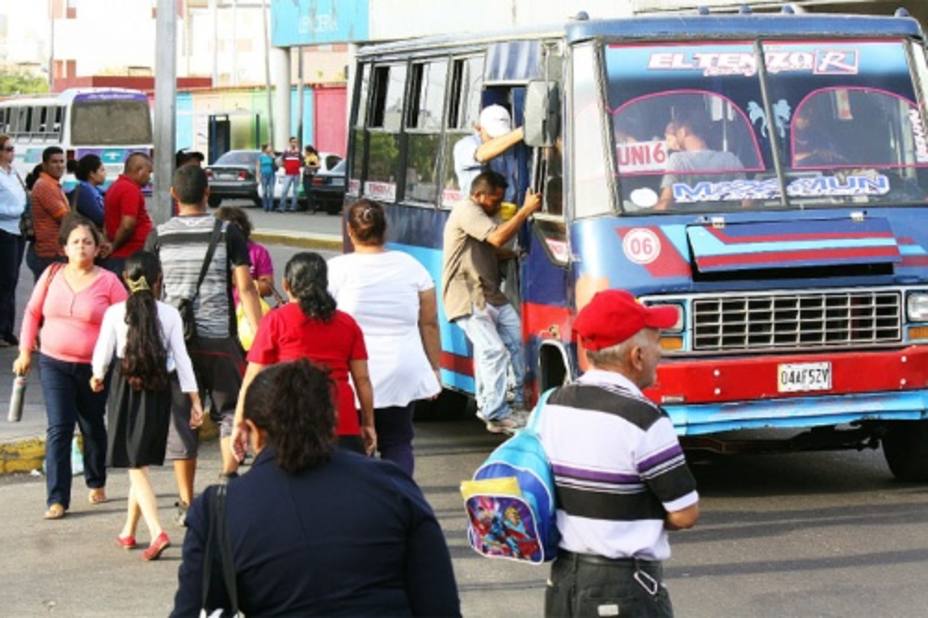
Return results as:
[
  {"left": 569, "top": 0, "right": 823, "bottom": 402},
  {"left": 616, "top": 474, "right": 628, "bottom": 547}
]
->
[
  {"left": 0, "top": 416, "right": 221, "bottom": 476},
  {"left": 251, "top": 230, "right": 342, "bottom": 251}
]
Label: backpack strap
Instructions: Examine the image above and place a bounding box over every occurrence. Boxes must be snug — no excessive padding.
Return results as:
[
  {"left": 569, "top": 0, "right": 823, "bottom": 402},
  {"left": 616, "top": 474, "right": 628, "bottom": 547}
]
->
[
  {"left": 526, "top": 388, "right": 556, "bottom": 433},
  {"left": 191, "top": 219, "right": 223, "bottom": 305}
]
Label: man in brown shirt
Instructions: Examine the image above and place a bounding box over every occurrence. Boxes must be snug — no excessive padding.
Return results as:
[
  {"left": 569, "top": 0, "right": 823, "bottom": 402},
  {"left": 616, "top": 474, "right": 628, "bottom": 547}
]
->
[
  {"left": 25, "top": 146, "right": 69, "bottom": 281},
  {"left": 441, "top": 170, "right": 541, "bottom": 434}
]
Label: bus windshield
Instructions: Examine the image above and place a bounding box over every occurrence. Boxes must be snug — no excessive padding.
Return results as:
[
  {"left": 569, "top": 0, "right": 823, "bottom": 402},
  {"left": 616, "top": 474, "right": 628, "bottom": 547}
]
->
[
  {"left": 70, "top": 98, "right": 152, "bottom": 146},
  {"left": 605, "top": 39, "right": 928, "bottom": 213}
]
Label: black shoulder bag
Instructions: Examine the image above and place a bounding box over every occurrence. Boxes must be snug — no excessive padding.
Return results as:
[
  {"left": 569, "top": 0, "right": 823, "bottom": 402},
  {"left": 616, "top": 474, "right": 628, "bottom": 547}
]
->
[
  {"left": 15, "top": 171, "right": 34, "bottom": 242},
  {"left": 179, "top": 219, "right": 223, "bottom": 342},
  {"left": 201, "top": 482, "right": 239, "bottom": 617}
]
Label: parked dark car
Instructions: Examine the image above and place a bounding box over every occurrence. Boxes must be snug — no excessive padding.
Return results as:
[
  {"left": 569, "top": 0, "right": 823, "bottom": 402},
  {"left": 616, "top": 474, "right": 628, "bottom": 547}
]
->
[
  {"left": 308, "top": 158, "right": 347, "bottom": 214},
  {"left": 205, "top": 149, "right": 262, "bottom": 208}
]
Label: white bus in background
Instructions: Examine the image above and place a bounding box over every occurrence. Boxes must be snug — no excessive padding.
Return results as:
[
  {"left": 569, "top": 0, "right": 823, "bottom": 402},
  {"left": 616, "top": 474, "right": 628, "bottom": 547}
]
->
[{"left": 0, "top": 88, "right": 153, "bottom": 192}]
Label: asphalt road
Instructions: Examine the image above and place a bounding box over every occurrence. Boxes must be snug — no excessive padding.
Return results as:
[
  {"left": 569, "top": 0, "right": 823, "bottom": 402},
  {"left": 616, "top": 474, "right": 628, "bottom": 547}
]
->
[{"left": 2, "top": 234, "right": 928, "bottom": 616}]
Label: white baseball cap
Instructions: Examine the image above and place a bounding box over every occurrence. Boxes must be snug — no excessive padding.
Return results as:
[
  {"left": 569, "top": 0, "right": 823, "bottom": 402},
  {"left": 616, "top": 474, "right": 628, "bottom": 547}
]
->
[{"left": 479, "top": 105, "right": 512, "bottom": 139}]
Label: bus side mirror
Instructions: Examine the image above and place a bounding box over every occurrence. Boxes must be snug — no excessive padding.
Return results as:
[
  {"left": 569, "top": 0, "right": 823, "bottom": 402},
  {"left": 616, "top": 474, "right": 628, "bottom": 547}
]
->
[{"left": 524, "top": 80, "right": 560, "bottom": 147}]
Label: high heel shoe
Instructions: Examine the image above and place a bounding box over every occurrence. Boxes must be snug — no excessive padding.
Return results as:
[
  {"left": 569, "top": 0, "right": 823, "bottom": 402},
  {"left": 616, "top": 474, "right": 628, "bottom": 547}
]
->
[
  {"left": 116, "top": 535, "right": 137, "bottom": 550},
  {"left": 142, "top": 532, "right": 171, "bottom": 561}
]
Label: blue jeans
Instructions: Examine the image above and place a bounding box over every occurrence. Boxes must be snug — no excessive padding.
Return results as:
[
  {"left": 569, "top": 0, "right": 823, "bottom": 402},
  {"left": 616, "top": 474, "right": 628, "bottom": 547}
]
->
[
  {"left": 39, "top": 354, "right": 108, "bottom": 508},
  {"left": 260, "top": 173, "right": 275, "bottom": 212},
  {"left": 455, "top": 303, "right": 525, "bottom": 421},
  {"left": 279, "top": 174, "right": 300, "bottom": 212}
]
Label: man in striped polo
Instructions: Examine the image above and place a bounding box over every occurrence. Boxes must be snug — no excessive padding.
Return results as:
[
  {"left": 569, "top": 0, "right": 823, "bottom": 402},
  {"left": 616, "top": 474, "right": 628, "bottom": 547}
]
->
[{"left": 537, "top": 289, "right": 700, "bottom": 618}]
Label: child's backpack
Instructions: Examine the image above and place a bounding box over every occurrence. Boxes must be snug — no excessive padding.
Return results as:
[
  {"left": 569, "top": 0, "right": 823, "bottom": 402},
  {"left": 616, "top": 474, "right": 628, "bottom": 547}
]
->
[{"left": 460, "top": 390, "right": 559, "bottom": 564}]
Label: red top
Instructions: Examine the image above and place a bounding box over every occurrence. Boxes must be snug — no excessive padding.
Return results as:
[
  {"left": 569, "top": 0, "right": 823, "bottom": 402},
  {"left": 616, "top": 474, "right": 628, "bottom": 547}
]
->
[
  {"left": 281, "top": 149, "right": 302, "bottom": 176},
  {"left": 247, "top": 303, "right": 368, "bottom": 436},
  {"left": 104, "top": 174, "right": 153, "bottom": 258}
]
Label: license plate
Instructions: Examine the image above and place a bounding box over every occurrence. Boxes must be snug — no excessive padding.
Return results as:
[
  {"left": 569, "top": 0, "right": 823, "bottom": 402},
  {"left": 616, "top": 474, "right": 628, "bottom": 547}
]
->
[{"left": 777, "top": 362, "right": 832, "bottom": 393}]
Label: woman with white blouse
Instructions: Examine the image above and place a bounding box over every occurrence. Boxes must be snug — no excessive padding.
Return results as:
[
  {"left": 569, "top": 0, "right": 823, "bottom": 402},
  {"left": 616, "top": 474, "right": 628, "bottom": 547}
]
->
[
  {"left": 91, "top": 251, "right": 203, "bottom": 561},
  {"left": 0, "top": 133, "right": 27, "bottom": 347},
  {"left": 327, "top": 200, "right": 441, "bottom": 476}
]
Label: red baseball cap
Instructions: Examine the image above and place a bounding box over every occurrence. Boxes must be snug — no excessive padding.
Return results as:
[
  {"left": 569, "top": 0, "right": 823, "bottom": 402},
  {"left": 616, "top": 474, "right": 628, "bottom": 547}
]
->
[{"left": 573, "top": 290, "right": 679, "bottom": 351}]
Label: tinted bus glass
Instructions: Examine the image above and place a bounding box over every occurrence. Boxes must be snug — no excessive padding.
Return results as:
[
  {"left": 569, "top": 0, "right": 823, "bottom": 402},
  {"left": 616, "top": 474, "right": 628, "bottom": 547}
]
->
[{"left": 71, "top": 99, "right": 153, "bottom": 145}]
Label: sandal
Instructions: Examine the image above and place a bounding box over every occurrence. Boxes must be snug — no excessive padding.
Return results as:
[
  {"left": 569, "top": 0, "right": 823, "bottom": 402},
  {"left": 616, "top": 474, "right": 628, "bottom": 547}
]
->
[
  {"left": 88, "top": 488, "right": 107, "bottom": 505},
  {"left": 142, "top": 532, "right": 171, "bottom": 561},
  {"left": 44, "top": 503, "right": 66, "bottom": 520}
]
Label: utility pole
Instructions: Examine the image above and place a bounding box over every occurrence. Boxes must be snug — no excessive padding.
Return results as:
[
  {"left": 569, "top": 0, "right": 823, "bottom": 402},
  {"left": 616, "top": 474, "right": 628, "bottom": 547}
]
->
[
  {"left": 231, "top": 0, "right": 238, "bottom": 86},
  {"left": 262, "top": 0, "right": 274, "bottom": 146},
  {"left": 153, "top": 0, "right": 177, "bottom": 224},
  {"left": 296, "top": 47, "right": 304, "bottom": 146},
  {"left": 211, "top": 0, "right": 219, "bottom": 86},
  {"left": 47, "top": 0, "right": 54, "bottom": 90}
]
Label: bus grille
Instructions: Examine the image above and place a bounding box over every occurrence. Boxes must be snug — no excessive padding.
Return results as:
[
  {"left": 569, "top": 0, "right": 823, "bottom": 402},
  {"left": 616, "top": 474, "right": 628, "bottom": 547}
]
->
[{"left": 692, "top": 290, "right": 902, "bottom": 352}]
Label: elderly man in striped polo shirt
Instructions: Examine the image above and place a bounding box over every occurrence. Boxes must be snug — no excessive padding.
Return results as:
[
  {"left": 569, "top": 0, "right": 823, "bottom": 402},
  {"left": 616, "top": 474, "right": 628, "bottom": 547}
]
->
[{"left": 537, "top": 290, "right": 700, "bottom": 618}]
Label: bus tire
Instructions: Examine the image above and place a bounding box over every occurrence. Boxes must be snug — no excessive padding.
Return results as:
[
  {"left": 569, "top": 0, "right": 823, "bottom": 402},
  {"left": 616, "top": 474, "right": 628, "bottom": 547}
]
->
[
  {"left": 414, "top": 389, "right": 472, "bottom": 422},
  {"left": 883, "top": 420, "right": 928, "bottom": 482}
]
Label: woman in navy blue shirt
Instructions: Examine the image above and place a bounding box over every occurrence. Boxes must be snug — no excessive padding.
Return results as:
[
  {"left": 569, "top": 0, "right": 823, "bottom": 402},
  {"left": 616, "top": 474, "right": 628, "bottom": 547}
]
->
[
  {"left": 71, "top": 154, "right": 106, "bottom": 227},
  {"left": 172, "top": 359, "right": 461, "bottom": 617}
]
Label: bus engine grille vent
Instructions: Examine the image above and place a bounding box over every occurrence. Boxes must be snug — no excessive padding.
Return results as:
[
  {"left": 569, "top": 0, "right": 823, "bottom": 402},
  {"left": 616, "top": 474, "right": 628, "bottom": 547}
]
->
[{"left": 692, "top": 290, "right": 902, "bottom": 352}]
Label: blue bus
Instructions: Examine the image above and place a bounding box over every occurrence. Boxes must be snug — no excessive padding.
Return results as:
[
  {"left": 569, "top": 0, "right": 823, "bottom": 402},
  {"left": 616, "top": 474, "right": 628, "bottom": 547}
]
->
[{"left": 346, "top": 9, "right": 928, "bottom": 480}]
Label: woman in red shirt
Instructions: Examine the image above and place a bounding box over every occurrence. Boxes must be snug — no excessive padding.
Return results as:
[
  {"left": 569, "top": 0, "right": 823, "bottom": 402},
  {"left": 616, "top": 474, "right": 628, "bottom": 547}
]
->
[{"left": 234, "top": 252, "right": 376, "bottom": 458}]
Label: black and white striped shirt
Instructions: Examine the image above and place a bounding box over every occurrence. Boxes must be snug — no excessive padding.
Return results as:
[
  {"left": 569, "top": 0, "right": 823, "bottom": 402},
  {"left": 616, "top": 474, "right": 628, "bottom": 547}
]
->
[
  {"left": 145, "top": 214, "right": 250, "bottom": 340},
  {"left": 537, "top": 369, "right": 699, "bottom": 560}
]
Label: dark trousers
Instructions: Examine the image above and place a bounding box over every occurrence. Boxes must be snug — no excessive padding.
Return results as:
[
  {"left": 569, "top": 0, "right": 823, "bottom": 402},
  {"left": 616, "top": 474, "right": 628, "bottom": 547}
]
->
[
  {"left": 302, "top": 174, "right": 315, "bottom": 211},
  {"left": 545, "top": 551, "right": 673, "bottom": 618},
  {"left": 0, "top": 229, "right": 25, "bottom": 340},
  {"left": 374, "top": 403, "right": 415, "bottom": 476},
  {"left": 25, "top": 243, "right": 62, "bottom": 283},
  {"left": 39, "top": 354, "right": 108, "bottom": 509}
]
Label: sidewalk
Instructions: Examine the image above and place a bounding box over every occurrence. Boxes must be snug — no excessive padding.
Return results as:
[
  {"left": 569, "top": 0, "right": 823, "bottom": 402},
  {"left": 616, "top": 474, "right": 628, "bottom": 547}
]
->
[{"left": 0, "top": 209, "right": 341, "bottom": 474}]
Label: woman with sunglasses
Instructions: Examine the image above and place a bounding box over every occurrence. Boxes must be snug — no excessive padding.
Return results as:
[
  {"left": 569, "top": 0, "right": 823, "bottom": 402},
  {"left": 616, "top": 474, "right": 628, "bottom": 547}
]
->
[{"left": 0, "top": 135, "right": 26, "bottom": 347}]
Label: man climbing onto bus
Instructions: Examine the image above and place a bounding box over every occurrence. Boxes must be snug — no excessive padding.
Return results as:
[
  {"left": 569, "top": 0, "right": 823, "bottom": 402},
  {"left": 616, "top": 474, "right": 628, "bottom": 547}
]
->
[
  {"left": 655, "top": 113, "right": 745, "bottom": 211},
  {"left": 453, "top": 104, "right": 526, "bottom": 200},
  {"left": 441, "top": 170, "right": 541, "bottom": 435},
  {"left": 538, "top": 289, "right": 700, "bottom": 617}
]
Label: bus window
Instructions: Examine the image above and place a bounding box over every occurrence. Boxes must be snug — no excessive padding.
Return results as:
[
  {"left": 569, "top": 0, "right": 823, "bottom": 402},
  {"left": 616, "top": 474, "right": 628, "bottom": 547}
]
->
[
  {"left": 37, "top": 107, "right": 48, "bottom": 135},
  {"left": 405, "top": 60, "right": 447, "bottom": 204},
  {"left": 764, "top": 40, "right": 928, "bottom": 207},
  {"left": 573, "top": 43, "right": 613, "bottom": 218},
  {"left": 348, "top": 63, "right": 369, "bottom": 198},
  {"left": 71, "top": 97, "right": 152, "bottom": 145},
  {"left": 441, "top": 55, "right": 484, "bottom": 206},
  {"left": 364, "top": 64, "right": 407, "bottom": 203},
  {"left": 0, "top": 109, "right": 8, "bottom": 133},
  {"left": 52, "top": 106, "right": 63, "bottom": 136}
]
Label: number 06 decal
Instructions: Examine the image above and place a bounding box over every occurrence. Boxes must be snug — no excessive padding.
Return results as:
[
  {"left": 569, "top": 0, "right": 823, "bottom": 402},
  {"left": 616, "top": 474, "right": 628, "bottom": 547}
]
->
[{"left": 622, "top": 228, "right": 661, "bottom": 265}]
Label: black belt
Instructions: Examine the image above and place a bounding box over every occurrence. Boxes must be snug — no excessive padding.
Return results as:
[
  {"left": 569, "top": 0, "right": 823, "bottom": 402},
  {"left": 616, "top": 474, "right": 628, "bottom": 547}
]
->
[
  {"left": 558, "top": 550, "right": 664, "bottom": 596},
  {"left": 558, "top": 549, "right": 661, "bottom": 569}
]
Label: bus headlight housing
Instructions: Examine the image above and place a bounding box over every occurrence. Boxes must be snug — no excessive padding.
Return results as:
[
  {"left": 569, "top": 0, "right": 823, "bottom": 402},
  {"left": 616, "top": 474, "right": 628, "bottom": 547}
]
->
[{"left": 907, "top": 292, "right": 928, "bottom": 322}]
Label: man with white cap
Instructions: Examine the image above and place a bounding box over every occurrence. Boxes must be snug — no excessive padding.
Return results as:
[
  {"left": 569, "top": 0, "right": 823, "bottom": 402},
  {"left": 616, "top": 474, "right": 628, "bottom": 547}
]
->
[
  {"left": 453, "top": 104, "right": 526, "bottom": 199},
  {"left": 537, "top": 289, "right": 700, "bottom": 617}
]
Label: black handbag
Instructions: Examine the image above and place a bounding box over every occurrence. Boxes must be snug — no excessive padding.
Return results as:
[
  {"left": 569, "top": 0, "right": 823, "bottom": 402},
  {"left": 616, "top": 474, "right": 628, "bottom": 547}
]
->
[
  {"left": 15, "top": 171, "right": 34, "bottom": 242},
  {"left": 179, "top": 219, "right": 223, "bottom": 342},
  {"left": 201, "top": 481, "right": 239, "bottom": 617}
]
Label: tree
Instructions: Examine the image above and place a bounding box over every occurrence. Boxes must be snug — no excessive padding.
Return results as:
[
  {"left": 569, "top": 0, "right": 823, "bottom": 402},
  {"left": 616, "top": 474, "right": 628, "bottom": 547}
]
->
[{"left": 0, "top": 72, "right": 49, "bottom": 96}]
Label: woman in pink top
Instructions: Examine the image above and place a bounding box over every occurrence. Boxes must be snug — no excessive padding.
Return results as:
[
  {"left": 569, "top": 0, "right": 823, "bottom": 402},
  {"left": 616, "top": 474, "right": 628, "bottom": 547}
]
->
[{"left": 13, "top": 215, "right": 128, "bottom": 520}]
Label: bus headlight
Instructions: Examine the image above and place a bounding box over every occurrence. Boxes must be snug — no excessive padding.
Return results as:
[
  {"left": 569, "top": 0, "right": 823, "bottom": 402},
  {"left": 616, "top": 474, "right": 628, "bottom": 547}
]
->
[
  {"left": 906, "top": 292, "right": 928, "bottom": 322},
  {"left": 648, "top": 303, "right": 685, "bottom": 332}
]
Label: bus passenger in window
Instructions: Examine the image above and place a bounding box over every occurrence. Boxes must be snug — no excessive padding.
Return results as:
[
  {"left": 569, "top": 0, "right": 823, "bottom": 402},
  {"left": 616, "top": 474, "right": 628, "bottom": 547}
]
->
[
  {"left": 655, "top": 114, "right": 744, "bottom": 211},
  {"left": 441, "top": 171, "right": 541, "bottom": 435},
  {"left": 453, "top": 104, "right": 525, "bottom": 200}
]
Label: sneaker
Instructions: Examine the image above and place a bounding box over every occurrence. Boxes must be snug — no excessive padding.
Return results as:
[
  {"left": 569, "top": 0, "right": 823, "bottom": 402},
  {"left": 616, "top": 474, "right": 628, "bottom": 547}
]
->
[
  {"left": 475, "top": 410, "right": 489, "bottom": 423},
  {"left": 485, "top": 415, "right": 526, "bottom": 435},
  {"left": 510, "top": 407, "right": 531, "bottom": 423},
  {"left": 173, "top": 501, "right": 189, "bottom": 527}
]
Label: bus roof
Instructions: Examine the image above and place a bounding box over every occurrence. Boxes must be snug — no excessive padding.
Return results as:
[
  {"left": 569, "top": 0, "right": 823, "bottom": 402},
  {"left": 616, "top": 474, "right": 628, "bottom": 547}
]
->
[
  {"left": 0, "top": 87, "right": 147, "bottom": 106},
  {"left": 357, "top": 12, "right": 924, "bottom": 58}
]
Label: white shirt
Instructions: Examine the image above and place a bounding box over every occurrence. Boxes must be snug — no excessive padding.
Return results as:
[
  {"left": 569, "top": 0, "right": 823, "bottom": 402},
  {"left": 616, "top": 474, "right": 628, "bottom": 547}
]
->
[
  {"left": 537, "top": 369, "right": 699, "bottom": 561},
  {"left": 0, "top": 165, "right": 26, "bottom": 236},
  {"left": 328, "top": 251, "right": 441, "bottom": 408},
  {"left": 92, "top": 300, "right": 198, "bottom": 393}
]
